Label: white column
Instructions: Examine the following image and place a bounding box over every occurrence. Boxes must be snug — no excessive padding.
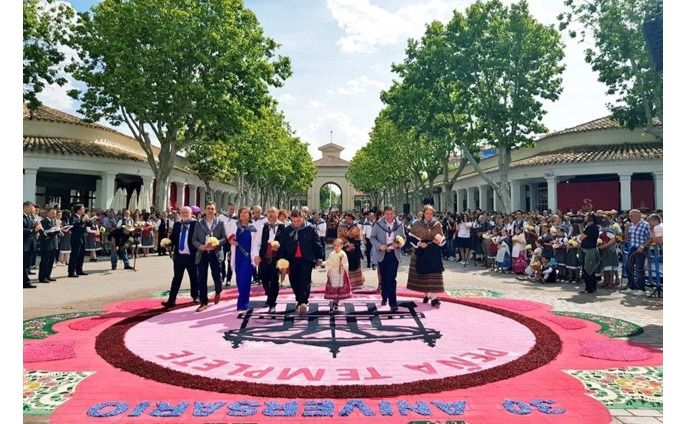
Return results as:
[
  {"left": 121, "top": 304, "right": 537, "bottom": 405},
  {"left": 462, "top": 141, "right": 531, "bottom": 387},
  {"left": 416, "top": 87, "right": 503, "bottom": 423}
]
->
[
  {"left": 434, "top": 192, "right": 441, "bottom": 211},
  {"left": 198, "top": 186, "right": 207, "bottom": 205},
  {"left": 187, "top": 184, "right": 197, "bottom": 206},
  {"left": 478, "top": 185, "right": 488, "bottom": 211},
  {"left": 95, "top": 172, "right": 116, "bottom": 209},
  {"left": 510, "top": 180, "right": 522, "bottom": 211},
  {"left": 653, "top": 172, "right": 662, "bottom": 209},
  {"left": 466, "top": 187, "right": 476, "bottom": 210},
  {"left": 545, "top": 176, "right": 557, "bottom": 212},
  {"left": 619, "top": 173, "right": 632, "bottom": 210},
  {"left": 23, "top": 168, "right": 38, "bottom": 203},
  {"left": 175, "top": 182, "right": 186, "bottom": 208}
]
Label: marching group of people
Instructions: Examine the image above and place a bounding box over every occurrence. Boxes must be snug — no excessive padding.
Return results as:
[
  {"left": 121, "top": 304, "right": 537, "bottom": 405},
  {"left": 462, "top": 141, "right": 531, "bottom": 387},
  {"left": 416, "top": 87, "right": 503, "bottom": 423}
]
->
[{"left": 24, "top": 197, "right": 662, "bottom": 308}]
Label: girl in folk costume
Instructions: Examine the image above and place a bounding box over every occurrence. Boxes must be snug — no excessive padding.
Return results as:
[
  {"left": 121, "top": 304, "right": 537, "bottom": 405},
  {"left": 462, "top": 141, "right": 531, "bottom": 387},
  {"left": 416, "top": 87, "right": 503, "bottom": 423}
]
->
[
  {"left": 406, "top": 205, "right": 446, "bottom": 307},
  {"left": 494, "top": 228, "right": 511, "bottom": 273},
  {"left": 228, "top": 207, "right": 261, "bottom": 311},
  {"left": 337, "top": 211, "right": 365, "bottom": 289},
  {"left": 324, "top": 238, "right": 352, "bottom": 312},
  {"left": 565, "top": 223, "right": 581, "bottom": 283},
  {"left": 511, "top": 226, "right": 527, "bottom": 274},
  {"left": 84, "top": 216, "right": 103, "bottom": 262},
  {"left": 553, "top": 226, "right": 568, "bottom": 281},
  {"left": 598, "top": 216, "right": 618, "bottom": 289},
  {"left": 139, "top": 213, "right": 155, "bottom": 256}
]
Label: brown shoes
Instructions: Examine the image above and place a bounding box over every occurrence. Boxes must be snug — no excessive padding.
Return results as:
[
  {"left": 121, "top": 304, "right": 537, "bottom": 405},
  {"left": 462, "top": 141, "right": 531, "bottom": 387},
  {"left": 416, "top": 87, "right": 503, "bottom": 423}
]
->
[
  {"left": 214, "top": 293, "right": 221, "bottom": 305},
  {"left": 196, "top": 304, "right": 208, "bottom": 312}
]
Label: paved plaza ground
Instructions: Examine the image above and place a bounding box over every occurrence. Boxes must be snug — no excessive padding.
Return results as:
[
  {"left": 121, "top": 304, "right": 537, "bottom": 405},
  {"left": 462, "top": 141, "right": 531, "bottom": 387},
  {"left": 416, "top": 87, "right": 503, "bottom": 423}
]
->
[{"left": 23, "top": 252, "right": 663, "bottom": 423}]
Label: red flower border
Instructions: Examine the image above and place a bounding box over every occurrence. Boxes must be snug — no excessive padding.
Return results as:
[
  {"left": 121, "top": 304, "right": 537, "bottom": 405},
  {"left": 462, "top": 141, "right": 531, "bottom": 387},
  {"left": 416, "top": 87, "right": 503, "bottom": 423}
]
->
[{"left": 95, "top": 295, "right": 561, "bottom": 398}]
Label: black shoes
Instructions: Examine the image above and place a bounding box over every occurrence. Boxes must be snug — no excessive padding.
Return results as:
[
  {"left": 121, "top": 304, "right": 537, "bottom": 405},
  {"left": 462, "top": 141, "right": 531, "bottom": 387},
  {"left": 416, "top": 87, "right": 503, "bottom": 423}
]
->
[
  {"left": 423, "top": 296, "right": 430, "bottom": 304},
  {"left": 24, "top": 283, "right": 37, "bottom": 288},
  {"left": 124, "top": 265, "right": 133, "bottom": 270},
  {"left": 77, "top": 272, "right": 88, "bottom": 276},
  {"left": 381, "top": 299, "right": 387, "bottom": 306},
  {"left": 38, "top": 280, "right": 51, "bottom": 284},
  {"left": 431, "top": 299, "right": 441, "bottom": 308},
  {"left": 68, "top": 273, "right": 79, "bottom": 278},
  {"left": 161, "top": 301, "right": 176, "bottom": 308},
  {"left": 47, "top": 277, "right": 56, "bottom": 282},
  {"left": 390, "top": 306, "right": 399, "bottom": 312}
]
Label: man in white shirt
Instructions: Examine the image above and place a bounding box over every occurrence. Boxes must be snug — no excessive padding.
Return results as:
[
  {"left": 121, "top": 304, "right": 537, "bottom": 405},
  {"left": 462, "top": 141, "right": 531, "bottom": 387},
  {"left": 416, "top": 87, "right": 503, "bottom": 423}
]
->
[
  {"left": 363, "top": 212, "right": 376, "bottom": 269},
  {"left": 161, "top": 206, "right": 198, "bottom": 308},
  {"left": 220, "top": 203, "right": 237, "bottom": 286}
]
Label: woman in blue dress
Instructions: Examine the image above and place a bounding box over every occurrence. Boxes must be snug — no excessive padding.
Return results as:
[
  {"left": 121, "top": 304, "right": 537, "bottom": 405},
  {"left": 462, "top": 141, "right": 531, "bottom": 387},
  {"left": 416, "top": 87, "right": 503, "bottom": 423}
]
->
[{"left": 228, "top": 207, "right": 261, "bottom": 311}]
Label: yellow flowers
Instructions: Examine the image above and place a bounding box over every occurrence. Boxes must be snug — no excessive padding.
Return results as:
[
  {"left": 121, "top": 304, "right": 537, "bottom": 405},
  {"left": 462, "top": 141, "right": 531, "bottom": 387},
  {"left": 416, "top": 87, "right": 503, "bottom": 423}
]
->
[
  {"left": 395, "top": 235, "right": 405, "bottom": 247},
  {"left": 206, "top": 236, "right": 220, "bottom": 247},
  {"left": 276, "top": 258, "right": 290, "bottom": 270},
  {"left": 160, "top": 238, "right": 172, "bottom": 247}
]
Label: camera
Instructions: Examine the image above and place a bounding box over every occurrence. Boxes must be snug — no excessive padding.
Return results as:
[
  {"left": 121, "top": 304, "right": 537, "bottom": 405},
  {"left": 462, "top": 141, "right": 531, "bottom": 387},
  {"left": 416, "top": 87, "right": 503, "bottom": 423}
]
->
[{"left": 569, "top": 214, "right": 585, "bottom": 225}]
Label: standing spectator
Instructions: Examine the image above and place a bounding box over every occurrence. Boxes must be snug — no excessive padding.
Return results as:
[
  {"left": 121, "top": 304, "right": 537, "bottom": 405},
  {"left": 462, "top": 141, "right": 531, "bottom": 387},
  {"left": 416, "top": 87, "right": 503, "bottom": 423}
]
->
[
  {"left": 23, "top": 201, "right": 41, "bottom": 288},
  {"left": 579, "top": 213, "right": 601, "bottom": 294},
  {"left": 67, "top": 204, "right": 88, "bottom": 278},
  {"left": 645, "top": 214, "right": 663, "bottom": 246},
  {"left": 456, "top": 214, "right": 473, "bottom": 265},
  {"left": 38, "top": 208, "right": 60, "bottom": 283},
  {"left": 58, "top": 210, "right": 72, "bottom": 266},
  {"left": 622, "top": 209, "right": 650, "bottom": 295},
  {"left": 156, "top": 211, "right": 172, "bottom": 256}
]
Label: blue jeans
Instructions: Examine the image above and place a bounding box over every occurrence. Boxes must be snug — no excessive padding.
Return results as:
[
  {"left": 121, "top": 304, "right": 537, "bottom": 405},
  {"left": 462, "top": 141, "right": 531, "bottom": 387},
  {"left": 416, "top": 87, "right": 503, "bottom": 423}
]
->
[
  {"left": 626, "top": 250, "right": 646, "bottom": 290},
  {"left": 111, "top": 249, "right": 129, "bottom": 268}
]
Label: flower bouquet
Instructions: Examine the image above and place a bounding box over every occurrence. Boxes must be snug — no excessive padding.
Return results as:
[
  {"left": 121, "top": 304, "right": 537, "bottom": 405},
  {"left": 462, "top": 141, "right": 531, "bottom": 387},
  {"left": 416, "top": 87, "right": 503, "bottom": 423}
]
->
[
  {"left": 615, "top": 234, "right": 623, "bottom": 243},
  {"left": 99, "top": 226, "right": 106, "bottom": 234},
  {"left": 270, "top": 240, "right": 280, "bottom": 250},
  {"left": 206, "top": 236, "right": 220, "bottom": 248},
  {"left": 276, "top": 258, "right": 290, "bottom": 271},
  {"left": 568, "top": 238, "right": 580, "bottom": 248},
  {"left": 395, "top": 235, "right": 405, "bottom": 248},
  {"left": 160, "top": 238, "right": 173, "bottom": 248},
  {"left": 597, "top": 238, "right": 603, "bottom": 246}
]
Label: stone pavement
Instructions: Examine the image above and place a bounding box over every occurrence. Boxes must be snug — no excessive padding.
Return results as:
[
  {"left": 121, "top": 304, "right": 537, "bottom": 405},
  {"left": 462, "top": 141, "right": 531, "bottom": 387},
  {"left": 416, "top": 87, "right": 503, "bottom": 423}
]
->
[{"left": 23, "top": 252, "right": 664, "bottom": 423}]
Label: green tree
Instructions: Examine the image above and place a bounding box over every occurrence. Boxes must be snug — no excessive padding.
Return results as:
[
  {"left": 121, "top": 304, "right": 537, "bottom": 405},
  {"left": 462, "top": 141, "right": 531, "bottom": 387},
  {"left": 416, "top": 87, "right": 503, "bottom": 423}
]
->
[
  {"left": 66, "top": 0, "right": 291, "bottom": 209},
  {"left": 385, "top": 0, "right": 564, "bottom": 212},
  {"left": 185, "top": 139, "right": 235, "bottom": 201},
  {"left": 558, "top": 0, "right": 662, "bottom": 134},
  {"left": 23, "top": 0, "right": 75, "bottom": 111}
]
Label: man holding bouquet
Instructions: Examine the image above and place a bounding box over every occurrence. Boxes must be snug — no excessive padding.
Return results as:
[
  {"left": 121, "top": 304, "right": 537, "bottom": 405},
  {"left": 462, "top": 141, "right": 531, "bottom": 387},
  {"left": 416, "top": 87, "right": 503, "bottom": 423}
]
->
[
  {"left": 161, "top": 206, "right": 198, "bottom": 308},
  {"left": 370, "top": 205, "right": 406, "bottom": 311},
  {"left": 258, "top": 207, "right": 286, "bottom": 313},
  {"left": 192, "top": 202, "right": 227, "bottom": 312}
]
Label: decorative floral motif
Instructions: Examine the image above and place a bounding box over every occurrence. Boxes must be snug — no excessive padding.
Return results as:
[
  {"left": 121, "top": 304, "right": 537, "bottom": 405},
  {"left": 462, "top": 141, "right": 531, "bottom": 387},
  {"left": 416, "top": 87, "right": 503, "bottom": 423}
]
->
[
  {"left": 24, "top": 370, "right": 94, "bottom": 415},
  {"left": 23, "top": 312, "right": 102, "bottom": 339},
  {"left": 565, "top": 367, "right": 662, "bottom": 410},
  {"left": 552, "top": 311, "right": 643, "bottom": 338},
  {"left": 445, "top": 288, "right": 504, "bottom": 298}
]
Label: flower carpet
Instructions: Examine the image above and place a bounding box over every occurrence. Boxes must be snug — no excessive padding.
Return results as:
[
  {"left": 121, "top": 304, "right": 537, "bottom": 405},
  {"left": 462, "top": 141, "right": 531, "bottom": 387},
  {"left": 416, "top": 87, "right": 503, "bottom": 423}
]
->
[{"left": 23, "top": 287, "right": 662, "bottom": 423}]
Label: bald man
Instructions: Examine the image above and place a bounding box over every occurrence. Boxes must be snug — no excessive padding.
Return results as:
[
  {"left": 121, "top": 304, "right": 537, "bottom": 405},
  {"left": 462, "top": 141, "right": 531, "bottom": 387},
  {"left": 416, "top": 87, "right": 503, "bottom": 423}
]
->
[{"left": 162, "top": 206, "right": 199, "bottom": 308}]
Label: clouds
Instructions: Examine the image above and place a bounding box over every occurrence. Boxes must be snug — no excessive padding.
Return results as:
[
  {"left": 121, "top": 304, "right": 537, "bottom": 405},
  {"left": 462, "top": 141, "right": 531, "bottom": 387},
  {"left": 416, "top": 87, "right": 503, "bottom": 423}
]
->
[
  {"left": 328, "top": 75, "right": 387, "bottom": 96},
  {"left": 297, "top": 111, "right": 369, "bottom": 160},
  {"left": 326, "top": 0, "right": 462, "bottom": 53}
]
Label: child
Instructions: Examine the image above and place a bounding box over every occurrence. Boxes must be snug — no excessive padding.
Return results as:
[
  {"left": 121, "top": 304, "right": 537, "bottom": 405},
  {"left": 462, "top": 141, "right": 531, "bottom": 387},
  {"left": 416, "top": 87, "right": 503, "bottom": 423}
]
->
[
  {"left": 553, "top": 227, "right": 568, "bottom": 281},
  {"left": 529, "top": 247, "right": 543, "bottom": 281},
  {"left": 565, "top": 224, "right": 581, "bottom": 283},
  {"left": 324, "top": 238, "right": 352, "bottom": 312},
  {"left": 540, "top": 256, "right": 557, "bottom": 283},
  {"left": 495, "top": 229, "right": 511, "bottom": 273},
  {"left": 511, "top": 226, "right": 527, "bottom": 274}
]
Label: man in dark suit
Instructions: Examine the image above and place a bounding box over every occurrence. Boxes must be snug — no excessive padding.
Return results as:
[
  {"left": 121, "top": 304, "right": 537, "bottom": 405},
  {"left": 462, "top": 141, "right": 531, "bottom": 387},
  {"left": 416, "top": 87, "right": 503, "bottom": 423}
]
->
[
  {"left": 276, "top": 209, "right": 325, "bottom": 315},
  {"left": 258, "top": 207, "right": 286, "bottom": 313},
  {"left": 220, "top": 202, "right": 237, "bottom": 287},
  {"left": 38, "top": 208, "right": 60, "bottom": 283},
  {"left": 23, "top": 201, "right": 41, "bottom": 288},
  {"left": 162, "top": 206, "right": 199, "bottom": 308},
  {"left": 192, "top": 201, "right": 227, "bottom": 311},
  {"left": 67, "top": 204, "right": 87, "bottom": 278},
  {"left": 157, "top": 211, "right": 171, "bottom": 256}
]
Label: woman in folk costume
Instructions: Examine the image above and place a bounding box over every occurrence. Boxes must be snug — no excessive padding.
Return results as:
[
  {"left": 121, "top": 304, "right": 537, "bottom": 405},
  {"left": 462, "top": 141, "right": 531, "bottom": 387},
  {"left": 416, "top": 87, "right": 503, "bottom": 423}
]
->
[
  {"left": 511, "top": 225, "right": 527, "bottom": 274},
  {"left": 406, "top": 205, "right": 446, "bottom": 307},
  {"left": 598, "top": 216, "right": 619, "bottom": 289},
  {"left": 228, "top": 207, "right": 261, "bottom": 311},
  {"left": 337, "top": 211, "right": 365, "bottom": 289},
  {"left": 139, "top": 213, "right": 155, "bottom": 256},
  {"left": 84, "top": 216, "right": 103, "bottom": 262},
  {"left": 324, "top": 238, "right": 353, "bottom": 312}
]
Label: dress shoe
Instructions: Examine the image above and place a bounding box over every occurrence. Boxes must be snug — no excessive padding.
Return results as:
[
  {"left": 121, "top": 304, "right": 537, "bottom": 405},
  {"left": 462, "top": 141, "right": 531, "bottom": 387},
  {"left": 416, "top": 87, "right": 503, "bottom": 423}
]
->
[
  {"left": 196, "top": 304, "right": 208, "bottom": 312},
  {"left": 38, "top": 280, "right": 51, "bottom": 284},
  {"left": 161, "top": 301, "right": 176, "bottom": 308},
  {"left": 422, "top": 296, "right": 429, "bottom": 304},
  {"left": 124, "top": 265, "right": 133, "bottom": 270},
  {"left": 298, "top": 303, "right": 308, "bottom": 315},
  {"left": 28, "top": 271, "right": 36, "bottom": 275},
  {"left": 214, "top": 293, "right": 221, "bottom": 305},
  {"left": 47, "top": 277, "right": 57, "bottom": 282},
  {"left": 268, "top": 306, "right": 276, "bottom": 314},
  {"left": 192, "top": 298, "right": 199, "bottom": 304},
  {"left": 77, "top": 272, "right": 88, "bottom": 276},
  {"left": 68, "top": 274, "right": 79, "bottom": 278},
  {"left": 24, "top": 283, "right": 37, "bottom": 289},
  {"left": 390, "top": 306, "right": 399, "bottom": 312},
  {"left": 381, "top": 299, "right": 387, "bottom": 306},
  {"left": 431, "top": 299, "right": 441, "bottom": 308},
  {"left": 111, "top": 265, "right": 117, "bottom": 270}
]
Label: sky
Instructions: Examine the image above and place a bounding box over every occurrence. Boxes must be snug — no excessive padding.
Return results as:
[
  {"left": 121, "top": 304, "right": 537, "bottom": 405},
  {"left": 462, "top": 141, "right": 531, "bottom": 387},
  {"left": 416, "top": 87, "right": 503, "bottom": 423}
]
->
[{"left": 42, "top": 0, "right": 611, "bottom": 161}]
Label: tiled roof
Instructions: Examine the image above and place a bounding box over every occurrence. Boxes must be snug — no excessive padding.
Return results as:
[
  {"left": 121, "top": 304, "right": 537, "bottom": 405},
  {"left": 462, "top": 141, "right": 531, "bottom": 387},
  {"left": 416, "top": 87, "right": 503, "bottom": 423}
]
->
[
  {"left": 313, "top": 157, "right": 349, "bottom": 167},
  {"left": 24, "top": 136, "right": 144, "bottom": 162},
  {"left": 511, "top": 142, "right": 663, "bottom": 168},
  {"left": 23, "top": 104, "right": 116, "bottom": 133},
  {"left": 538, "top": 116, "right": 662, "bottom": 141}
]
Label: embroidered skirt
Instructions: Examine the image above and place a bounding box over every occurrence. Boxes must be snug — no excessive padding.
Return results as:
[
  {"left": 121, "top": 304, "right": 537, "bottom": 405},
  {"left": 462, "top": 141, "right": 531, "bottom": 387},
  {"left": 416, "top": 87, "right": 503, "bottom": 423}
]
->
[
  {"left": 512, "top": 254, "right": 527, "bottom": 274},
  {"left": 324, "top": 269, "right": 352, "bottom": 301},
  {"left": 406, "top": 255, "right": 444, "bottom": 293},
  {"left": 348, "top": 269, "right": 365, "bottom": 288}
]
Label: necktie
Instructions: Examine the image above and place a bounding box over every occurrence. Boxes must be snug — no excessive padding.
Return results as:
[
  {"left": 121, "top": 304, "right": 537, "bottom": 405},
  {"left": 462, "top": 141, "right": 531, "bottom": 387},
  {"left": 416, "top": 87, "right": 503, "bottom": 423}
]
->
[{"left": 180, "top": 224, "right": 188, "bottom": 251}]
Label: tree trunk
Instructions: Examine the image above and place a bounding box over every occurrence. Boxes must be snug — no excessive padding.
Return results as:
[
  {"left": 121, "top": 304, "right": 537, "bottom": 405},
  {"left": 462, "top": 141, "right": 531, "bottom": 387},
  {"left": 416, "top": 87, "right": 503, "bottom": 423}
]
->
[
  {"left": 461, "top": 145, "right": 510, "bottom": 213},
  {"left": 153, "top": 162, "right": 172, "bottom": 211}
]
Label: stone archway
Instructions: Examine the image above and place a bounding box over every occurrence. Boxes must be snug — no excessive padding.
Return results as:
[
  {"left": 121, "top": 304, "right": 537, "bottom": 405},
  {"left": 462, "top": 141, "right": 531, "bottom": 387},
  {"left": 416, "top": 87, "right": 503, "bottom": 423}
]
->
[
  {"left": 307, "top": 143, "right": 355, "bottom": 212},
  {"left": 319, "top": 181, "right": 343, "bottom": 211}
]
